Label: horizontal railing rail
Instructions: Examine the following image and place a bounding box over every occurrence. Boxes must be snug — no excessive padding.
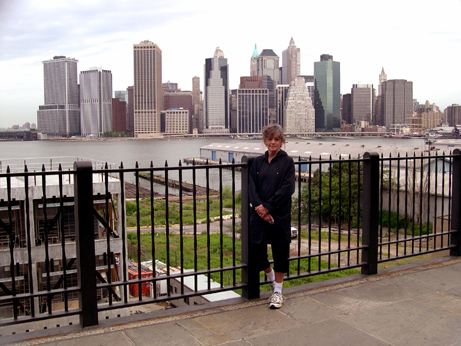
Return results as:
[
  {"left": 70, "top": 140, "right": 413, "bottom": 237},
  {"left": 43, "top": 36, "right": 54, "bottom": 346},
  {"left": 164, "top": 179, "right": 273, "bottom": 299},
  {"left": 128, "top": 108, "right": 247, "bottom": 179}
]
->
[{"left": 0, "top": 150, "right": 459, "bottom": 333}]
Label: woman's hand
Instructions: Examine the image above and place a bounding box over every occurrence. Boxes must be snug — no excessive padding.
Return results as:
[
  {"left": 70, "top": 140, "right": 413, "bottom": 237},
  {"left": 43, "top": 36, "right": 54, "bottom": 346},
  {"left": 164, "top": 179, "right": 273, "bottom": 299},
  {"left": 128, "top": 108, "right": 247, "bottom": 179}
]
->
[{"left": 256, "top": 205, "right": 274, "bottom": 224}]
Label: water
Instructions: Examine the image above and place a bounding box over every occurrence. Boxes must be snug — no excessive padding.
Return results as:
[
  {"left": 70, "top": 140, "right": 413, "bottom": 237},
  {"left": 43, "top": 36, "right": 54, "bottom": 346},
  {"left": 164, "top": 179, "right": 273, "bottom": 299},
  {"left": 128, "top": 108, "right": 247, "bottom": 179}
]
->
[
  {"left": 0, "top": 136, "right": 426, "bottom": 190},
  {"left": 0, "top": 138, "right": 236, "bottom": 168},
  {"left": 0, "top": 137, "right": 247, "bottom": 190}
]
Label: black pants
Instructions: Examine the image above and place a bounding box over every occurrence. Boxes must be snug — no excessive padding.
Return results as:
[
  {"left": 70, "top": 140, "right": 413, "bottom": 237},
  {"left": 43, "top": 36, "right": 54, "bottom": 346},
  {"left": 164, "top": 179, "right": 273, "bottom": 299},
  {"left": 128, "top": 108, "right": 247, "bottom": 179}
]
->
[{"left": 250, "top": 241, "right": 290, "bottom": 273}]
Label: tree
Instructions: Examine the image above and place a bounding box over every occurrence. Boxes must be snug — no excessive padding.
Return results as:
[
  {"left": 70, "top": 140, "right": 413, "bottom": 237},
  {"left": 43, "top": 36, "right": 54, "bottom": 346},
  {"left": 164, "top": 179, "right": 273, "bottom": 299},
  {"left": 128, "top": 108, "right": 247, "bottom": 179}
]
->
[{"left": 295, "top": 160, "right": 362, "bottom": 227}]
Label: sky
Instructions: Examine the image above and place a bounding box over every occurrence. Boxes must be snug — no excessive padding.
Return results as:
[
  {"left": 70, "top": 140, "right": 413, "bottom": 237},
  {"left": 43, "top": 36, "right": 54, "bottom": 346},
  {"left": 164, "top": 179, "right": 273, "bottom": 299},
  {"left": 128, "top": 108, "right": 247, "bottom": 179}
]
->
[{"left": 0, "top": 0, "right": 460, "bottom": 129}]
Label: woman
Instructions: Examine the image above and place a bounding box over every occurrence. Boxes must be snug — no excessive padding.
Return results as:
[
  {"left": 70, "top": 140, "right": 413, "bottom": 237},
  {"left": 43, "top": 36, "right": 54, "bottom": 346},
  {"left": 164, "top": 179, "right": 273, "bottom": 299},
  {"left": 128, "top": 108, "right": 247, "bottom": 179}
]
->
[{"left": 249, "top": 124, "right": 295, "bottom": 309}]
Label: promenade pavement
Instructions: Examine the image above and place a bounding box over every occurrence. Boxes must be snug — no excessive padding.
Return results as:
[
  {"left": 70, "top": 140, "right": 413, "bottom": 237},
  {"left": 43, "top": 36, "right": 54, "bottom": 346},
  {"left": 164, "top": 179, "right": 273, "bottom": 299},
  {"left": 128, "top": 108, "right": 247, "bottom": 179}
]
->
[{"left": 6, "top": 256, "right": 461, "bottom": 346}]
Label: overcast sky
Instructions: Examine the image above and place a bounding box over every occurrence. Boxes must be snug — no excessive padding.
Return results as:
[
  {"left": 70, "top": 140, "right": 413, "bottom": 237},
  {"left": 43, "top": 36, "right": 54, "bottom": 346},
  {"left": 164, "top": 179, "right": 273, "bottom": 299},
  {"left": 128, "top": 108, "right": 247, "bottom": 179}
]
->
[{"left": 0, "top": 0, "right": 460, "bottom": 128}]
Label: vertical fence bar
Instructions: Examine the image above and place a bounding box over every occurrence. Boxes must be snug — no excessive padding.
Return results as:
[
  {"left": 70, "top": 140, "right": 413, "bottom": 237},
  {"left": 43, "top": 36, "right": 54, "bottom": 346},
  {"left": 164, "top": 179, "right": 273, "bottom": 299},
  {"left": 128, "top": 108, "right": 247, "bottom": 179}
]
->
[
  {"left": 362, "top": 152, "right": 379, "bottom": 275},
  {"left": 450, "top": 149, "right": 461, "bottom": 256},
  {"left": 119, "top": 163, "right": 128, "bottom": 303},
  {"left": 241, "top": 157, "right": 259, "bottom": 299},
  {"left": 74, "top": 161, "right": 98, "bottom": 327}
]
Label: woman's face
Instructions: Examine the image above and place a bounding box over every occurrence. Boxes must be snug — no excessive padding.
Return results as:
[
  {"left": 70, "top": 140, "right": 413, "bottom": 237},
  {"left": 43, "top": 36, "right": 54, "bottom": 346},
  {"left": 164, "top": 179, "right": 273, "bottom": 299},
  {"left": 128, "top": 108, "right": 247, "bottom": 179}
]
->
[{"left": 264, "top": 133, "right": 282, "bottom": 155}]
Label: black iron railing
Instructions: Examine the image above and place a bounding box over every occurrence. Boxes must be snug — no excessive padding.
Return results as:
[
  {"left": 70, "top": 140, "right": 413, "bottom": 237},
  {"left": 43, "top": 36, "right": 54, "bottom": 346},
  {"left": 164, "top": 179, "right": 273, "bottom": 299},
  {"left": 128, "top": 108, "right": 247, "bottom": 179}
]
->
[{"left": 0, "top": 150, "right": 460, "bottom": 333}]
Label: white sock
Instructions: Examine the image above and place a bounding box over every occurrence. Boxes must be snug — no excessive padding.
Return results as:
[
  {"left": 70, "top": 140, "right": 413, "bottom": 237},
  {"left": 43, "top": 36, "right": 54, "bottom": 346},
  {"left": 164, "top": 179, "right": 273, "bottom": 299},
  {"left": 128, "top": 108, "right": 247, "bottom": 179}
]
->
[
  {"left": 274, "top": 281, "right": 283, "bottom": 294},
  {"left": 266, "top": 268, "right": 275, "bottom": 282}
]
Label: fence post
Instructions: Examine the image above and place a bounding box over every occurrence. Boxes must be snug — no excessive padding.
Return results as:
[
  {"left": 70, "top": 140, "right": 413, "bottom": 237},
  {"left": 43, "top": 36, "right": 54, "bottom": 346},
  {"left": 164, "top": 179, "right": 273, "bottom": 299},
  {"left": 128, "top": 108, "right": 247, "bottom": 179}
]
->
[
  {"left": 361, "top": 152, "right": 379, "bottom": 275},
  {"left": 241, "top": 156, "right": 260, "bottom": 299},
  {"left": 74, "top": 161, "right": 98, "bottom": 327},
  {"left": 451, "top": 149, "right": 461, "bottom": 256}
]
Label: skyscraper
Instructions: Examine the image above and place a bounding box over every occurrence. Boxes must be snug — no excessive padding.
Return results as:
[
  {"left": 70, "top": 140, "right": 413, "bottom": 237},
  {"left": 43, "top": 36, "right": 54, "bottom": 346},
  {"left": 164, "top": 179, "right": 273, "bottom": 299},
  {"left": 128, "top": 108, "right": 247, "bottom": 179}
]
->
[
  {"left": 378, "top": 68, "right": 387, "bottom": 95},
  {"left": 112, "top": 98, "right": 127, "bottom": 133},
  {"left": 192, "top": 76, "right": 202, "bottom": 132},
  {"left": 250, "top": 44, "right": 258, "bottom": 77},
  {"left": 446, "top": 104, "right": 461, "bottom": 127},
  {"left": 37, "top": 56, "right": 80, "bottom": 136},
  {"left": 204, "top": 47, "right": 229, "bottom": 133},
  {"left": 164, "top": 91, "right": 193, "bottom": 133},
  {"left": 231, "top": 76, "right": 269, "bottom": 134},
  {"left": 276, "top": 84, "right": 290, "bottom": 128},
  {"left": 80, "top": 67, "right": 113, "bottom": 136},
  {"left": 133, "top": 40, "right": 163, "bottom": 137},
  {"left": 285, "top": 77, "right": 315, "bottom": 133},
  {"left": 114, "top": 90, "right": 128, "bottom": 103},
  {"left": 380, "top": 79, "right": 413, "bottom": 129},
  {"left": 253, "top": 49, "right": 280, "bottom": 111},
  {"left": 314, "top": 54, "right": 341, "bottom": 132},
  {"left": 351, "top": 84, "right": 375, "bottom": 124},
  {"left": 126, "top": 86, "right": 134, "bottom": 136},
  {"left": 282, "top": 37, "right": 300, "bottom": 85}
]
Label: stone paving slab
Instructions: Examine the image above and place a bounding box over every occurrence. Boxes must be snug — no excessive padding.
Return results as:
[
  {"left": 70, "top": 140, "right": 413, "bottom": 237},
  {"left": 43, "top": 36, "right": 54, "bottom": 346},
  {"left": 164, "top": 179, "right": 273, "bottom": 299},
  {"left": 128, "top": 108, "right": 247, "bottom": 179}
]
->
[
  {"left": 406, "top": 263, "right": 461, "bottom": 290},
  {"left": 339, "top": 299, "right": 461, "bottom": 346},
  {"left": 418, "top": 286, "right": 461, "bottom": 318},
  {"left": 177, "top": 305, "right": 302, "bottom": 346},
  {"left": 244, "top": 318, "right": 391, "bottom": 346},
  {"left": 281, "top": 295, "right": 343, "bottom": 324},
  {"left": 124, "top": 321, "right": 202, "bottom": 346},
  {"left": 34, "top": 330, "right": 136, "bottom": 346},
  {"left": 309, "top": 281, "right": 405, "bottom": 314}
]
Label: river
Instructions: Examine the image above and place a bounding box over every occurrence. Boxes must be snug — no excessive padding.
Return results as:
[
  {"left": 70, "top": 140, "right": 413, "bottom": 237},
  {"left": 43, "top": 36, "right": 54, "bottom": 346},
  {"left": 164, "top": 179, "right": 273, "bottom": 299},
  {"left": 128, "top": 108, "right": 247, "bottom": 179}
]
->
[{"left": 0, "top": 136, "right": 425, "bottom": 190}]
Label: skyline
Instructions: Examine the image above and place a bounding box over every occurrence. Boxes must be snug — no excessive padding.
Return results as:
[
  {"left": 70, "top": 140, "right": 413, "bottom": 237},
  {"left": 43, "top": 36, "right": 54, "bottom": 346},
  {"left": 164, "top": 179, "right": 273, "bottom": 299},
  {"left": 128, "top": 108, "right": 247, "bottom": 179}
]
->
[{"left": 0, "top": 0, "right": 460, "bottom": 129}]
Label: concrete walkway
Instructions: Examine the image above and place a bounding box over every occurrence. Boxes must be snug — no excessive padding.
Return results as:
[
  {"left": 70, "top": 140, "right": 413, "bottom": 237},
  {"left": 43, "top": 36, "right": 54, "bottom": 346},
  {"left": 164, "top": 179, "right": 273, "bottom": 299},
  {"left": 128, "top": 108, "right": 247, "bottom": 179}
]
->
[{"left": 6, "top": 256, "right": 461, "bottom": 346}]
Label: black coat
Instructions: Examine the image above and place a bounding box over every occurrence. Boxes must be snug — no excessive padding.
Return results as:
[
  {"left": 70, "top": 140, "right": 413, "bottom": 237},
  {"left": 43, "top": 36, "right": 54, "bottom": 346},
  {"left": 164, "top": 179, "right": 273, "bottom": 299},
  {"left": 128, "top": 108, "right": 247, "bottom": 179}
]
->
[{"left": 249, "top": 150, "right": 295, "bottom": 244}]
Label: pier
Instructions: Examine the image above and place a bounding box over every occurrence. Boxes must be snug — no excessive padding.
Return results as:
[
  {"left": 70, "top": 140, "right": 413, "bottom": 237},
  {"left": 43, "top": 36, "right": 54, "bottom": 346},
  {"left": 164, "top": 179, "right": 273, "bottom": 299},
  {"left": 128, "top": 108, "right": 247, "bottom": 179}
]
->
[{"left": 137, "top": 173, "right": 219, "bottom": 196}]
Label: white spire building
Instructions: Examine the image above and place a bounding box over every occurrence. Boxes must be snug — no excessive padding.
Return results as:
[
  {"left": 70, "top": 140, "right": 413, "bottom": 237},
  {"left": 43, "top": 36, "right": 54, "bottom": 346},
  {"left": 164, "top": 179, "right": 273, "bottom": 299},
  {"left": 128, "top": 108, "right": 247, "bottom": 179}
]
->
[{"left": 285, "top": 77, "right": 315, "bottom": 133}]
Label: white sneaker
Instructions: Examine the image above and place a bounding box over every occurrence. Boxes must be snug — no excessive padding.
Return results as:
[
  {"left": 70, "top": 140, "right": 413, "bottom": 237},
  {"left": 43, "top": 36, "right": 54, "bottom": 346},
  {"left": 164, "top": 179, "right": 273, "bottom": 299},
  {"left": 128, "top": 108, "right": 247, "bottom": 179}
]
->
[{"left": 269, "top": 292, "right": 285, "bottom": 309}]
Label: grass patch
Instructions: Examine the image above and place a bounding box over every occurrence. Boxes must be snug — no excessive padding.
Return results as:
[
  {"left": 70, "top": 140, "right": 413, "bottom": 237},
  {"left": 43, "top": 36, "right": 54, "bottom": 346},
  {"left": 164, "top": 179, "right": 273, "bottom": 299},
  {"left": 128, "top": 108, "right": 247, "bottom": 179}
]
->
[
  {"left": 126, "top": 197, "right": 238, "bottom": 227},
  {"left": 128, "top": 232, "right": 360, "bottom": 292}
]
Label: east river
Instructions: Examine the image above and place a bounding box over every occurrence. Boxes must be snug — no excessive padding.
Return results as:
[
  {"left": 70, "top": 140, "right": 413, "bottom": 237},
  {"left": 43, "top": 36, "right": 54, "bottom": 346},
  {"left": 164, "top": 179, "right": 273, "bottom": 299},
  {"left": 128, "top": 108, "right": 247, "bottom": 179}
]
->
[{"left": 0, "top": 136, "right": 425, "bottom": 190}]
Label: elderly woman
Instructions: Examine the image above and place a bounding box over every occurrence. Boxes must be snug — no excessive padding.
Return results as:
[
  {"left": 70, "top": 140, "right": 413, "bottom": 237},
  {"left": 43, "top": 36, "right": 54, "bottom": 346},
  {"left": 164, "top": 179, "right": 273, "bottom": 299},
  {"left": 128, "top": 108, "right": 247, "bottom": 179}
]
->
[{"left": 249, "top": 124, "right": 295, "bottom": 309}]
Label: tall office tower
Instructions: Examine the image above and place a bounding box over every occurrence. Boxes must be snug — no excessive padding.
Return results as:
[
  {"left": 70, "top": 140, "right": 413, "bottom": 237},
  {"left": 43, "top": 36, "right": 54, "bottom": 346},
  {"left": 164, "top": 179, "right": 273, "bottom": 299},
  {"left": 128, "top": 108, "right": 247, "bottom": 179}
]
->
[
  {"left": 250, "top": 44, "right": 258, "bottom": 76},
  {"left": 192, "top": 76, "right": 201, "bottom": 106},
  {"left": 445, "top": 104, "right": 461, "bottom": 127},
  {"left": 112, "top": 98, "right": 127, "bottom": 133},
  {"left": 204, "top": 47, "right": 229, "bottom": 133},
  {"left": 285, "top": 77, "right": 315, "bottom": 133},
  {"left": 351, "top": 84, "right": 375, "bottom": 124},
  {"left": 231, "top": 80, "right": 269, "bottom": 133},
  {"left": 314, "top": 54, "right": 341, "bottom": 132},
  {"left": 378, "top": 68, "right": 387, "bottom": 95},
  {"left": 37, "top": 56, "right": 80, "bottom": 136},
  {"left": 164, "top": 91, "right": 193, "bottom": 133},
  {"left": 282, "top": 37, "right": 301, "bottom": 85},
  {"left": 133, "top": 40, "right": 163, "bottom": 137},
  {"left": 80, "top": 67, "right": 113, "bottom": 136},
  {"left": 192, "top": 76, "right": 202, "bottom": 131},
  {"left": 342, "top": 94, "right": 352, "bottom": 124},
  {"left": 115, "top": 90, "right": 128, "bottom": 103},
  {"left": 381, "top": 79, "right": 413, "bottom": 129},
  {"left": 276, "top": 85, "right": 290, "bottom": 128},
  {"left": 254, "top": 49, "right": 280, "bottom": 111},
  {"left": 126, "top": 86, "right": 134, "bottom": 136}
]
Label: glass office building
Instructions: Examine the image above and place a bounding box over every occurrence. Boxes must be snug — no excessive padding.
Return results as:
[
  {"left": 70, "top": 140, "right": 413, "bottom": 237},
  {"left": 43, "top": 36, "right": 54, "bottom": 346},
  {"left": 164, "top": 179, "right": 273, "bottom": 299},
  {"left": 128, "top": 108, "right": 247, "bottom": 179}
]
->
[{"left": 314, "top": 54, "right": 340, "bottom": 132}]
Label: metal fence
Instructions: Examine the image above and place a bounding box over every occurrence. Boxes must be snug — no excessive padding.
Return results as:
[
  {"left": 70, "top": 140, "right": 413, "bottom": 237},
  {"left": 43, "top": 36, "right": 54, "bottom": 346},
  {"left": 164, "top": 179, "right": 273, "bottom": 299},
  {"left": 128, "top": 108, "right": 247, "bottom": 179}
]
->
[{"left": 0, "top": 149, "right": 460, "bottom": 332}]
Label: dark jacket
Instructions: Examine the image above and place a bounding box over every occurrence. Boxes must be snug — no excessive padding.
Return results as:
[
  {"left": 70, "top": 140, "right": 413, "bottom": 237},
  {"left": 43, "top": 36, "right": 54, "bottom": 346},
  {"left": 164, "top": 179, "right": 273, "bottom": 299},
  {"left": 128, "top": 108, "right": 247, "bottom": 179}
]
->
[{"left": 249, "top": 150, "right": 295, "bottom": 244}]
